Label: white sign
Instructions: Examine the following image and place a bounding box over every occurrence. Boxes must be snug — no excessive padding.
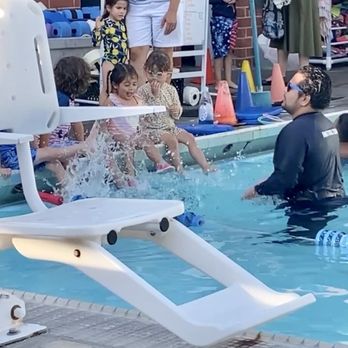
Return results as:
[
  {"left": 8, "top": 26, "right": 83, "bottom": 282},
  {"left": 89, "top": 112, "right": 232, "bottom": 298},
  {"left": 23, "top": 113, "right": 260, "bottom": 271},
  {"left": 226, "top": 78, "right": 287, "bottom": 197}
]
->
[{"left": 178, "top": 0, "right": 206, "bottom": 46}]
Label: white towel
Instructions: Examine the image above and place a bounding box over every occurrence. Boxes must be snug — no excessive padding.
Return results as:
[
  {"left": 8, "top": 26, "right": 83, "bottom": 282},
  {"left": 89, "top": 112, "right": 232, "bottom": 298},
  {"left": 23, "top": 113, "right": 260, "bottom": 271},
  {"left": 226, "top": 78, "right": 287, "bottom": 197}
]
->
[{"left": 272, "top": 0, "right": 292, "bottom": 10}]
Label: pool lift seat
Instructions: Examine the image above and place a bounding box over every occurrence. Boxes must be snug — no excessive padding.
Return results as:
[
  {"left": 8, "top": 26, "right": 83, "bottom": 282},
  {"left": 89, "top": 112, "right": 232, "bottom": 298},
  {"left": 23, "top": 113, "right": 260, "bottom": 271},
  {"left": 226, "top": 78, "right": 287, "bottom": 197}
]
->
[{"left": 0, "top": 0, "right": 316, "bottom": 346}]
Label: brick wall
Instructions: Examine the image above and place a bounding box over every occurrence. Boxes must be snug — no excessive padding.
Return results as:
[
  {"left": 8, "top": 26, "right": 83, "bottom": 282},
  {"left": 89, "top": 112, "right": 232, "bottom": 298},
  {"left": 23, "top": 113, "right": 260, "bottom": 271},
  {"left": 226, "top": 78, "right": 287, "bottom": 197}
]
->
[
  {"left": 41, "top": 0, "right": 81, "bottom": 8},
  {"left": 235, "top": 0, "right": 262, "bottom": 66}
]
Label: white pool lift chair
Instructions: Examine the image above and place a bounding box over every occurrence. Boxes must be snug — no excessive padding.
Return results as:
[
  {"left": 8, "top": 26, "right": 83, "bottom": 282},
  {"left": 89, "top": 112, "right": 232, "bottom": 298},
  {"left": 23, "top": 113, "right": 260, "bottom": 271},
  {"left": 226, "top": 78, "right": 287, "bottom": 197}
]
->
[{"left": 0, "top": 0, "right": 315, "bottom": 346}]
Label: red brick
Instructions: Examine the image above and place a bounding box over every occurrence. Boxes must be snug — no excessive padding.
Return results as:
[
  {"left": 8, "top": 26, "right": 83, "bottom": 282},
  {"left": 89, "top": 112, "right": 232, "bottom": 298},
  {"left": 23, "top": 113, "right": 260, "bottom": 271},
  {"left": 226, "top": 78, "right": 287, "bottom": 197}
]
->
[
  {"left": 49, "top": 0, "right": 75, "bottom": 8},
  {"left": 238, "top": 17, "right": 252, "bottom": 28},
  {"left": 236, "top": 0, "right": 249, "bottom": 6},
  {"left": 237, "top": 28, "right": 246, "bottom": 37},
  {"left": 235, "top": 2, "right": 263, "bottom": 62},
  {"left": 236, "top": 38, "right": 252, "bottom": 49},
  {"left": 236, "top": 7, "right": 249, "bottom": 18}
]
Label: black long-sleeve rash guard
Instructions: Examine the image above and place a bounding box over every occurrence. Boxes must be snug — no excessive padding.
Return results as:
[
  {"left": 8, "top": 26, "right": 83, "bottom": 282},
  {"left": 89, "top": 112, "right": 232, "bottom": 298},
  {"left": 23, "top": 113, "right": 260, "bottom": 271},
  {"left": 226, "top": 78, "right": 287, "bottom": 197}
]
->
[{"left": 255, "top": 112, "right": 345, "bottom": 201}]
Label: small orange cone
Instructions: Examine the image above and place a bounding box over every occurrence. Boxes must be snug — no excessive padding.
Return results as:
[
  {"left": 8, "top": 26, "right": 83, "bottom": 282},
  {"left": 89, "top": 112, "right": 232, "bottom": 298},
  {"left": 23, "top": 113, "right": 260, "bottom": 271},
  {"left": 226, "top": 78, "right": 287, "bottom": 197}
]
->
[
  {"left": 214, "top": 80, "right": 238, "bottom": 125},
  {"left": 270, "top": 63, "right": 285, "bottom": 104},
  {"left": 191, "top": 49, "right": 215, "bottom": 85}
]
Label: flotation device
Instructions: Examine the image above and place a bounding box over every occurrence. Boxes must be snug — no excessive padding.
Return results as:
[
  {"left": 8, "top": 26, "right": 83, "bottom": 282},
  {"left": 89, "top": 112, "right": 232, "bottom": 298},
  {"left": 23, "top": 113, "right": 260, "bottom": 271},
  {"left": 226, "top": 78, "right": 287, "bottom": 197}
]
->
[
  {"left": 178, "top": 123, "right": 233, "bottom": 136},
  {"left": 38, "top": 192, "right": 63, "bottom": 205},
  {"left": 175, "top": 211, "right": 204, "bottom": 227}
]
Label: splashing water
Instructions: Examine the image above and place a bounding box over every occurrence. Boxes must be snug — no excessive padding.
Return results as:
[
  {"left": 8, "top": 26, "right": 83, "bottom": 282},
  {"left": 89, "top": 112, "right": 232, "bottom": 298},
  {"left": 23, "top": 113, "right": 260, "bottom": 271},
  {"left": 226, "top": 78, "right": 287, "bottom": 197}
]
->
[
  {"left": 61, "top": 128, "right": 255, "bottom": 212},
  {"left": 62, "top": 130, "right": 115, "bottom": 201}
]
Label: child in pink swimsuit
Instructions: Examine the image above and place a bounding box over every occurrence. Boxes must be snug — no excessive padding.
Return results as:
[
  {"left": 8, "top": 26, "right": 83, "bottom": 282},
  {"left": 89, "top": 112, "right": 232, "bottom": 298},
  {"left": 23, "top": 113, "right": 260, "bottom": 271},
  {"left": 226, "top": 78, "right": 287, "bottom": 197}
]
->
[{"left": 102, "top": 63, "right": 174, "bottom": 186}]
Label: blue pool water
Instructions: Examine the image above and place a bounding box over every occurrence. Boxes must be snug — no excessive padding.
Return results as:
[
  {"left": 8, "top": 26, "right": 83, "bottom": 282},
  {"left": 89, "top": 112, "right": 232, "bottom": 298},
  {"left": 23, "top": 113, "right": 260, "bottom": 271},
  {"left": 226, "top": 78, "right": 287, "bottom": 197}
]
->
[{"left": 1, "top": 153, "right": 348, "bottom": 344}]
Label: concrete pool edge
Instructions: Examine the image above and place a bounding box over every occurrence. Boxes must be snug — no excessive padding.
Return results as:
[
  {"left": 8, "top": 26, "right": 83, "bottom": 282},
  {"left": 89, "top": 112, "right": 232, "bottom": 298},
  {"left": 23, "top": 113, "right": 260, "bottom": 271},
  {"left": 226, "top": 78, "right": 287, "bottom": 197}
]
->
[{"left": 2, "top": 287, "right": 348, "bottom": 348}]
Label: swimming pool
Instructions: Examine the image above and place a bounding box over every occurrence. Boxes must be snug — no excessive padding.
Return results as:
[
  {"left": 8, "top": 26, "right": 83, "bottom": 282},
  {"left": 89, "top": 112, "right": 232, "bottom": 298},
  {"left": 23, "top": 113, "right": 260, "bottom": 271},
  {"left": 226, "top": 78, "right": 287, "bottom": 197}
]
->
[{"left": 1, "top": 152, "right": 348, "bottom": 344}]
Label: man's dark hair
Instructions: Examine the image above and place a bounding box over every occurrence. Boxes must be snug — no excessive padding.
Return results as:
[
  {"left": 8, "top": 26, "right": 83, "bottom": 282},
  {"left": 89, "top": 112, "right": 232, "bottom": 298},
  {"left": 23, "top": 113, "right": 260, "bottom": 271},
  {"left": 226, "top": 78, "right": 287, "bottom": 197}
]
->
[{"left": 298, "top": 65, "right": 331, "bottom": 110}]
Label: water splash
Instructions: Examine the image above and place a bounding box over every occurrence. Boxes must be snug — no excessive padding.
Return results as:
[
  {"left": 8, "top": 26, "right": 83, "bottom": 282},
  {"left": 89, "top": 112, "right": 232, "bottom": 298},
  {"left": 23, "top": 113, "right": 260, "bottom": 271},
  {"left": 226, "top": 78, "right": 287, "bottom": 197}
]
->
[{"left": 62, "top": 131, "right": 115, "bottom": 201}]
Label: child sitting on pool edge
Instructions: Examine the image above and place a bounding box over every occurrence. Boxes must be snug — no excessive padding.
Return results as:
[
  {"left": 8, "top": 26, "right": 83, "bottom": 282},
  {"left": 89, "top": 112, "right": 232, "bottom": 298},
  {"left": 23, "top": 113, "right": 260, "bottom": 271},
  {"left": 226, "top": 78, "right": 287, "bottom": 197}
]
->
[{"left": 137, "top": 51, "right": 214, "bottom": 173}]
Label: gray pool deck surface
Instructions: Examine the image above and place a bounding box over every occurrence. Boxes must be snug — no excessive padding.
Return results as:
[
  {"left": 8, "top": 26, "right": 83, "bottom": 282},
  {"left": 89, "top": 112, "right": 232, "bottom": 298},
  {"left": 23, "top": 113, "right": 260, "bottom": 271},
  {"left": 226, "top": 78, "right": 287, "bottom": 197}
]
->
[
  {"left": 2, "top": 66, "right": 348, "bottom": 347},
  {"left": 4, "top": 288, "right": 348, "bottom": 348}
]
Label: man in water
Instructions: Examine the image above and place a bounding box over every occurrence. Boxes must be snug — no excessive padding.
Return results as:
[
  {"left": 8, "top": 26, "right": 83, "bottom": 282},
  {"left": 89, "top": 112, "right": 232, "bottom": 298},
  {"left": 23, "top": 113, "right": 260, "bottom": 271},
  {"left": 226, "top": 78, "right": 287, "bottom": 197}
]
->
[{"left": 242, "top": 65, "right": 346, "bottom": 239}]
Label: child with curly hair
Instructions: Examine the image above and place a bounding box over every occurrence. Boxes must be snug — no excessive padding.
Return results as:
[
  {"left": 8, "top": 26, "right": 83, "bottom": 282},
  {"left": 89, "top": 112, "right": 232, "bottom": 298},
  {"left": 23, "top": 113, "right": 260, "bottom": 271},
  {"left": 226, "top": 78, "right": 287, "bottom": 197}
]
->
[{"left": 138, "top": 51, "right": 213, "bottom": 173}]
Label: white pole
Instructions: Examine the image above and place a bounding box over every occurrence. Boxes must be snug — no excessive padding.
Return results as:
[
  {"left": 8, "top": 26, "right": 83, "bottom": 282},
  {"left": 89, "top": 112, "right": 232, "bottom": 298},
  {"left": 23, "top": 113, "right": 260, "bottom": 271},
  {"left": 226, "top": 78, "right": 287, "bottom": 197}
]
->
[
  {"left": 99, "top": 0, "right": 105, "bottom": 95},
  {"left": 201, "top": 0, "right": 209, "bottom": 92}
]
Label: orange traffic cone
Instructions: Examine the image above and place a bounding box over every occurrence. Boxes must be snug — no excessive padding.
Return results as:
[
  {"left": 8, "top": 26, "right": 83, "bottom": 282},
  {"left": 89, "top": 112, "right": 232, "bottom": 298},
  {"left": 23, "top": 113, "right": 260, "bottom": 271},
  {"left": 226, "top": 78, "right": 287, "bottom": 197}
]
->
[
  {"left": 270, "top": 63, "right": 285, "bottom": 104},
  {"left": 192, "top": 49, "right": 215, "bottom": 85},
  {"left": 214, "top": 80, "right": 238, "bottom": 125}
]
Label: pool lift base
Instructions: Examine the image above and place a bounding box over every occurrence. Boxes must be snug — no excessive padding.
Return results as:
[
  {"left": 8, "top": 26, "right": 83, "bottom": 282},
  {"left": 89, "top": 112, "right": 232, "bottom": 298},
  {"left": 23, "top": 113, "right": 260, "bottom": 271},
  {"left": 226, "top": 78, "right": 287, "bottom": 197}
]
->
[
  {"left": 0, "top": 291, "right": 46, "bottom": 346},
  {"left": 0, "top": 2, "right": 315, "bottom": 345}
]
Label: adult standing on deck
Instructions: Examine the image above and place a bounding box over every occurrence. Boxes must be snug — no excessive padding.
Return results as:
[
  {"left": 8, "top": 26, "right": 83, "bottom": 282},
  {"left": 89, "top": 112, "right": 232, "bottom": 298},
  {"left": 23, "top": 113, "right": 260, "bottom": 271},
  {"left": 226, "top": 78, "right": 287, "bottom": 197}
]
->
[
  {"left": 263, "top": 0, "right": 323, "bottom": 84},
  {"left": 243, "top": 65, "right": 345, "bottom": 205},
  {"left": 126, "top": 0, "right": 181, "bottom": 86}
]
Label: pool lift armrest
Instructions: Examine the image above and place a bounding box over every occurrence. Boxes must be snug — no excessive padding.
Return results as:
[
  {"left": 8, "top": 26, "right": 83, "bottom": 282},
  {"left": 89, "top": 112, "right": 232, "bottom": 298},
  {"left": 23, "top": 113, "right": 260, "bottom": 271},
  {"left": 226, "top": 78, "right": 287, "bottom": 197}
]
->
[
  {"left": 59, "top": 105, "right": 166, "bottom": 123},
  {"left": 0, "top": 132, "right": 33, "bottom": 145}
]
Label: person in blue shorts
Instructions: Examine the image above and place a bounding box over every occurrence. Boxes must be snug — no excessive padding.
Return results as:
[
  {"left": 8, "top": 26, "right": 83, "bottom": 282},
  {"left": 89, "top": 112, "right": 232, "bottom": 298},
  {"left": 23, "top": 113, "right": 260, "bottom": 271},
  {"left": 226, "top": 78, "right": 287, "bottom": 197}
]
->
[{"left": 209, "top": 0, "right": 238, "bottom": 89}]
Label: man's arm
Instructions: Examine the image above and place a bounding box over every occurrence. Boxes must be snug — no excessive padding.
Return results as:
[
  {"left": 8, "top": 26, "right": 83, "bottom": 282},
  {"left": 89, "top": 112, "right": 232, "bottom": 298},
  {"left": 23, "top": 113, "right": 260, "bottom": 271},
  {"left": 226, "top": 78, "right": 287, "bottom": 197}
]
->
[
  {"left": 161, "top": 0, "right": 180, "bottom": 35},
  {"left": 243, "top": 126, "right": 307, "bottom": 199}
]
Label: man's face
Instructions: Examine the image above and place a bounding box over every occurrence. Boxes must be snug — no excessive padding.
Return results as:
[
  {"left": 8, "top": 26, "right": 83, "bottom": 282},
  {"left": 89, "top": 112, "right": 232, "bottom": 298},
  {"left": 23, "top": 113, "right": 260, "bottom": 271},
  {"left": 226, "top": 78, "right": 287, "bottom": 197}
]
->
[{"left": 282, "top": 73, "right": 308, "bottom": 116}]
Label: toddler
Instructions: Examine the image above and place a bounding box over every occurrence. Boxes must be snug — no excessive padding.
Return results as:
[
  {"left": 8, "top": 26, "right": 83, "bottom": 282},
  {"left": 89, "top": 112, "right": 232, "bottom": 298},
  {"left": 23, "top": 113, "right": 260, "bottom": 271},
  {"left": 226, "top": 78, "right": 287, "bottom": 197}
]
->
[
  {"left": 102, "top": 62, "right": 174, "bottom": 185},
  {"left": 138, "top": 51, "right": 213, "bottom": 173}
]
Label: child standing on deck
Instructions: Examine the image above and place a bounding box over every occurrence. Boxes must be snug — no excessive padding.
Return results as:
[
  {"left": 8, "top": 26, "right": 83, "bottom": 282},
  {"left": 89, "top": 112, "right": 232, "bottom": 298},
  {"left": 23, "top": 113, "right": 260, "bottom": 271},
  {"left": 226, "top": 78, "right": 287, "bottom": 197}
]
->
[
  {"left": 92, "top": 0, "right": 128, "bottom": 105},
  {"left": 102, "top": 63, "right": 174, "bottom": 185},
  {"left": 209, "top": 0, "right": 238, "bottom": 89},
  {"left": 137, "top": 51, "right": 213, "bottom": 173}
]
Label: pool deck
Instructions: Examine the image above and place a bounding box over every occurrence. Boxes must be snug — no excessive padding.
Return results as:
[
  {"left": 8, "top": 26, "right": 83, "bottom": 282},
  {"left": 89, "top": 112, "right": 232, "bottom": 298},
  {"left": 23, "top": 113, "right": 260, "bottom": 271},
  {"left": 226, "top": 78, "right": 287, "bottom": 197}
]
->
[{"left": 3, "top": 288, "right": 348, "bottom": 348}]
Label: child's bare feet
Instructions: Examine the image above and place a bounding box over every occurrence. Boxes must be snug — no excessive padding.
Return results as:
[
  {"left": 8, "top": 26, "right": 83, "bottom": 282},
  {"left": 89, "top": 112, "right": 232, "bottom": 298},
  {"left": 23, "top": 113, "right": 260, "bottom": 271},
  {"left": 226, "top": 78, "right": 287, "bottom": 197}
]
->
[
  {"left": 0, "top": 168, "right": 12, "bottom": 177},
  {"left": 156, "top": 162, "right": 175, "bottom": 174},
  {"left": 203, "top": 166, "right": 217, "bottom": 174},
  {"left": 227, "top": 81, "right": 238, "bottom": 89}
]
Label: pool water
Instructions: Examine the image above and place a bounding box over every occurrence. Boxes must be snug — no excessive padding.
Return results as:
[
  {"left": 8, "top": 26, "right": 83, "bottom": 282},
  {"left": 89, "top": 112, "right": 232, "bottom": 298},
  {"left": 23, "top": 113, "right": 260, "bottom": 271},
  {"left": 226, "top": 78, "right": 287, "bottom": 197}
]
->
[{"left": 1, "top": 153, "right": 348, "bottom": 344}]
